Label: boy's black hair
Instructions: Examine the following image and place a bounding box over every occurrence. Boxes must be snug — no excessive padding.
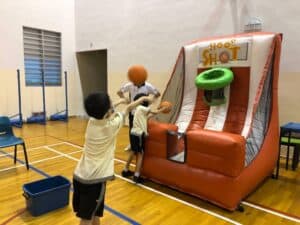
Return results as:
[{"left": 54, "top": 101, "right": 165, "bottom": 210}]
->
[
  {"left": 134, "top": 93, "right": 149, "bottom": 107},
  {"left": 84, "top": 92, "right": 110, "bottom": 119}
]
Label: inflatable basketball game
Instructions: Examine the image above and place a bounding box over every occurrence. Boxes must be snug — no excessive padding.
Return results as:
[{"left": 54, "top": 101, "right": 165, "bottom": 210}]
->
[{"left": 142, "top": 32, "right": 282, "bottom": 210}]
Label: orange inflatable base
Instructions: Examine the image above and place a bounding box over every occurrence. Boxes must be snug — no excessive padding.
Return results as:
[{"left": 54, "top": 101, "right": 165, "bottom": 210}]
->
[
  {"left": 142, "top": 107, "right": 278, "bottom": 211},
  {"left": 142, "top": 118, "right": 278, "bottom": 211},
  {"left": 141, "top": 33, "right": 281, "bottom": 211}
]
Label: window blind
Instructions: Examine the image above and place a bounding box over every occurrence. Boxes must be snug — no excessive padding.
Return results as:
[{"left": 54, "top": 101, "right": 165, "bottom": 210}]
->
[{"left": 23, "top": 27, "right": 61, "bottom": 86}]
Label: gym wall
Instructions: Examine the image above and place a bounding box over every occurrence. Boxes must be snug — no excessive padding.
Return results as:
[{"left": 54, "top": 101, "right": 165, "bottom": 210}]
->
[
  {"left": 75, "top": 0, "right": 300, "bottom": 124},
  {"left": 0, "top": 0, "right": 83, "bottom": 118}
]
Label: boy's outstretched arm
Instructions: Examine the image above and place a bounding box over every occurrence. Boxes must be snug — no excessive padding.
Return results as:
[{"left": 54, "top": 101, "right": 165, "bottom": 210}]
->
[
  {"left": 113, "top": 97, "right": 130, "bottom": 108},
  {"left": 148, "top": 106, "right": 167, "bottom": 118},
  {"left": 123, "top": 95, "right": 154, "bottom": 115}
]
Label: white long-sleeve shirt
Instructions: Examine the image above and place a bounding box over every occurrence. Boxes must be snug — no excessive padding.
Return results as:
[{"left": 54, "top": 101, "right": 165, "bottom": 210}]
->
[
  {"left": 131, "top": 105, "right": 150, "bottom": 136},
  {"left": 73, "top": 112, "right": 124, "bottom": 184},
  {"left": 119, "top": 82, "right": 159, "bottom": 102}
]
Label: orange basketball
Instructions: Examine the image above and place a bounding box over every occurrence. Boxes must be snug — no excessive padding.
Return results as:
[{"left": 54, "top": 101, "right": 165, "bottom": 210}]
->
[
  {"left": 219, "top": 51, "right": 230, "bottom": 64},
  {"left": 158, "top": 101, "right": 172, "bottom": 113},
  {"left": 127, "top": 65, "right": 148, "bottom": 86}
]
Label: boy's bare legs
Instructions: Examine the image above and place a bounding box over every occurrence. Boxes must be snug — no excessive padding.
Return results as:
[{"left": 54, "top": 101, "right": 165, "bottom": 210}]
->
[
  {"left": 79, "top": 216, "right": 100, "bottom": 225},
  {"left": 135, "top": 152, "right": 144, "bottom": 177},
  {"left": 92, "top": 216, "right": 100, "bottom": 225},
  {"left": 80, "top": 219, "right": 91, "bottom": 225},
  {"left": 122, "top": 151, "right": 135, "bottom": 177},
  {"left": 124, "top": 151, "right": 135, "bottom": 171}
]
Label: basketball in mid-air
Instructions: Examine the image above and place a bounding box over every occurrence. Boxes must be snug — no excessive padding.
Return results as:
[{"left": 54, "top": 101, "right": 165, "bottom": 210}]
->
[
  {"left": 127, "top": 65, "right": 148, "bottom": 86},
  {"left": 219, "top": 51, "right": 230, "bottom": 64},
  {"left": 158, "top": 101, "right": 172, "bottom": 113}
]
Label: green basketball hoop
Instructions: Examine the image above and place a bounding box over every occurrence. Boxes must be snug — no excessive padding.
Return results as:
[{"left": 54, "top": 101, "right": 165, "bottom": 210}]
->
[{"left": 195, "top": 68, "right": 233, "bottom": 90}]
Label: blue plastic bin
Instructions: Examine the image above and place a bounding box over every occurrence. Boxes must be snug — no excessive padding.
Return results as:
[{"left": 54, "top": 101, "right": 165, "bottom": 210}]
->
[{"left": 23, "top": 176, "right": 71, "bottom": 216}]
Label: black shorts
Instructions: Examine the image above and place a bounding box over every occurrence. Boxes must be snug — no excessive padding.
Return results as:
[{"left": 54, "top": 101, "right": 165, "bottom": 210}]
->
[
  {"left": 72, "top": 179, "right": 106, "bottom": 220},
  {"left": 130, "top": 133, "right": 145, "bottom": 153},
  {"left": 129, "top": 113, "right": 134, "bottom": 129}
]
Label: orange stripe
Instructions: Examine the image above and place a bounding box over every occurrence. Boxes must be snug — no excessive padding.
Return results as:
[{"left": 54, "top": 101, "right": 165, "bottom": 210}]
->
[
  {"left": 223, "top": 67, "right": 250, "bottom": 134},
  {"left": 187, "top": 90, "right": 210, "bottom": 131}
]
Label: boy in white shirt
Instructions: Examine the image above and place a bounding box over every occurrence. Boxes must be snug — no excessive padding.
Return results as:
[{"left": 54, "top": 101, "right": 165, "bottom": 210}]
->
[
  {"left": 117, "top": 67, "right": 160, "bottom": 151},
  {"left": 121, "top": 93, "right": 167, "bottom": 183},
  {"left": 73, "top": 92, "right": 153, "bottom": 225}
]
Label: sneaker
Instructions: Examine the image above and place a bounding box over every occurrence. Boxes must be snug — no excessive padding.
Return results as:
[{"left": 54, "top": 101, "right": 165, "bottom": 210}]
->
[
  {"left": 121, "top": 170, "right": 134, "bottom": 177},
  {"left": 133, "top": 176, "right": 144, "bottom": 184},
  {"left": 124, "top": 144, "right": 131, "bottom": 151}
]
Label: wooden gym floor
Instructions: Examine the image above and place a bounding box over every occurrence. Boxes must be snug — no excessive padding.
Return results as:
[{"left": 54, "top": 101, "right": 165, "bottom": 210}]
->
[{"left": 0, "top": 117, "right": 299, "bottom": 225}]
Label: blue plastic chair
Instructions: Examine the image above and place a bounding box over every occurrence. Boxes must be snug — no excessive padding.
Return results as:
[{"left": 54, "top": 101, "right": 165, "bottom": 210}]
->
[{"left": 0, "top": 116, "right": 29, "bottom": 169}]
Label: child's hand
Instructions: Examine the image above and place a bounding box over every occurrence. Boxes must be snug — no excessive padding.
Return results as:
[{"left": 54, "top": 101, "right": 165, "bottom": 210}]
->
[
  {"left": 157, "top": 105, "right": 167, "bottom": 110},
  {"left": 157, "top": 101, "right": 172, "bottom": 113},
  {"left": 157, "top": 106, "right": 169, "bottom": 114}
]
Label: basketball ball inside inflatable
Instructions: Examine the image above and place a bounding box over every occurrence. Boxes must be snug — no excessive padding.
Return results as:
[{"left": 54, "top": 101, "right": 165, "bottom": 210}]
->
[
  {"left": 158, "top": 101, "right": 172, "bottom": 113},
  {"left": 127, "top": 65, "right": 148, "bottom": 86}
]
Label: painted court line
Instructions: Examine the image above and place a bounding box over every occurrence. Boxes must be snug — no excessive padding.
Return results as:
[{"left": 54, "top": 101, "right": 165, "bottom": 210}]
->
[
  {"left": 242, "top": 201, "right": 300, "bottom": 223},
  {"left": 0, "top": 142, "right": 66, "bottom": 158},
  {"left": 0, "top": 150, "right": 141, "bottom": 225},
  {"left": 0, "top": 149, "right": 82, "bottom": 172},
  {"left": 46, "top": 146, "right": 241, "bottom": 225},
  {"left": 62, "top": 141, "right": 83, "bottom": 149},
  {"left": 119, "top": 165, "right": 300, "bottom": 223},
  {"left": 3, "top": 141, "right": 299, "bottom": 224},
  {"left": 115, "top": 174, "right": 242, "bottom": 225},
  {"left": 0, "top": 145, "right": 126, "bottom": 173},
  {"left": 46, "top": 145, "right": 130, "bottom": 169},
  {"left": 44, "top": 146, "right": 80, "bottom": 161},
  {"left": 60, "top": 141, "right": 137, "bottom": 167},
  {"left": 59, "top": 141, "right": 300, "bottom": 224}
]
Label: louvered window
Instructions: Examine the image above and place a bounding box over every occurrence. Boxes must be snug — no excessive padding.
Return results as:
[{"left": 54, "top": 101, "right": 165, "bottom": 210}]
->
[{"left": 23, "top": 27, "right": 61, "bottom": 86}]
